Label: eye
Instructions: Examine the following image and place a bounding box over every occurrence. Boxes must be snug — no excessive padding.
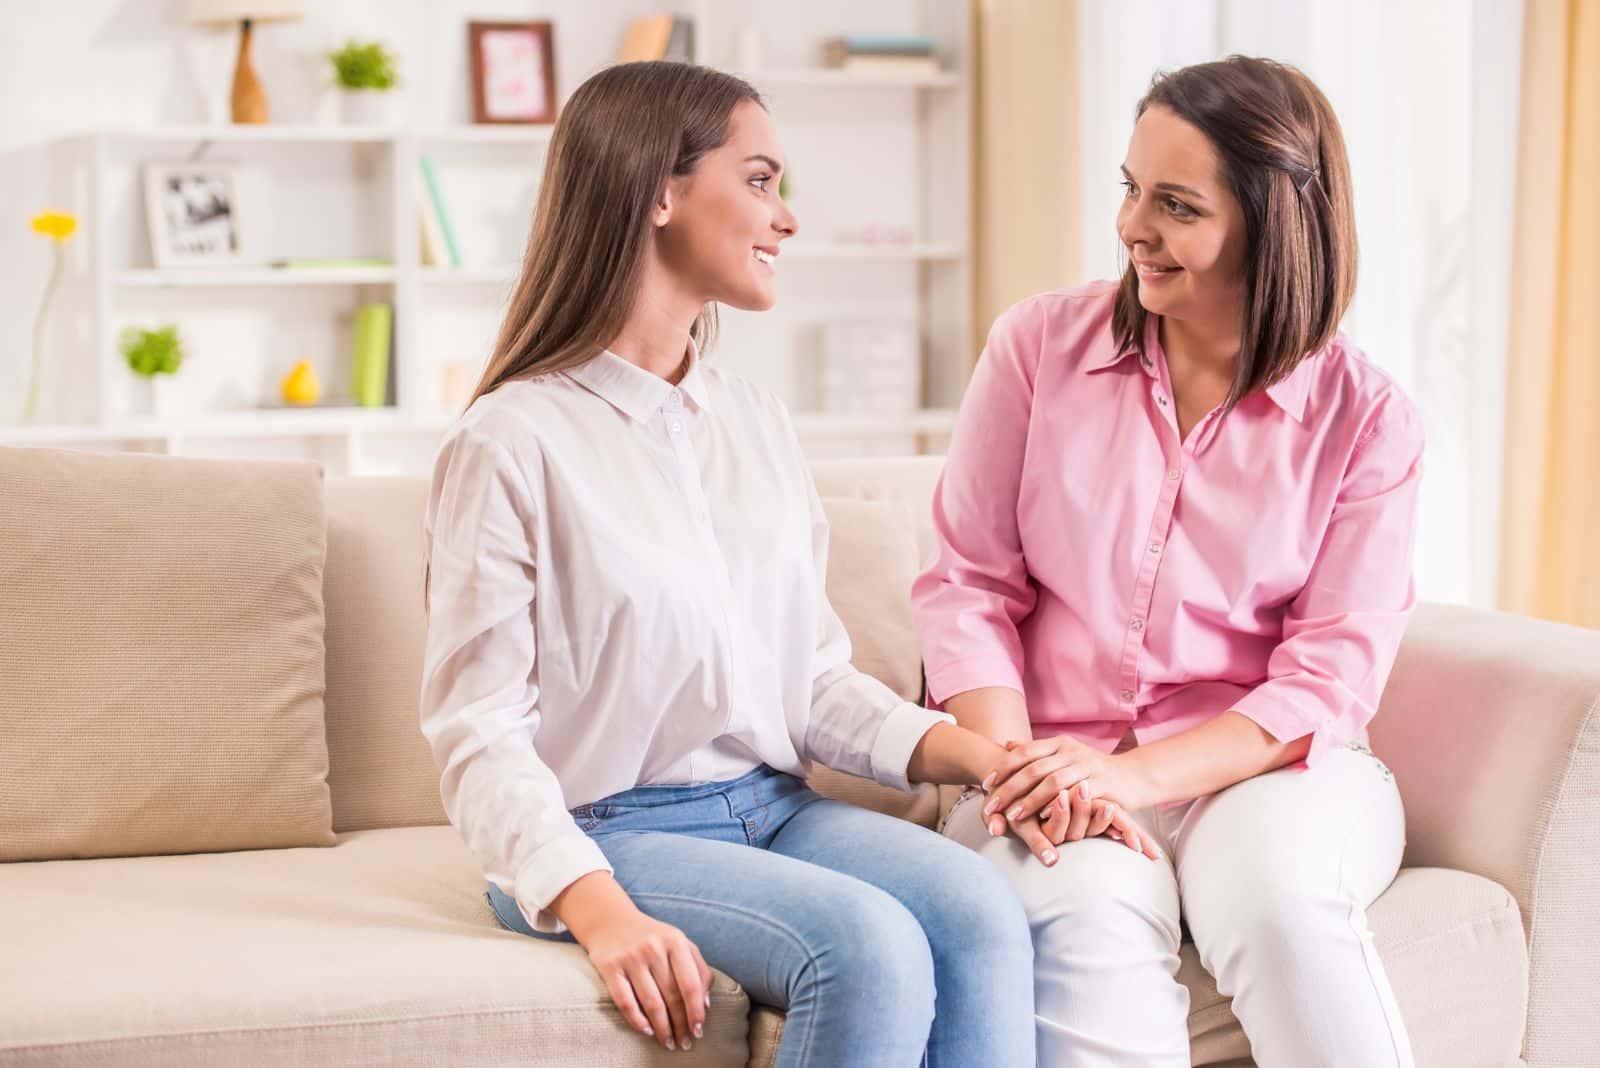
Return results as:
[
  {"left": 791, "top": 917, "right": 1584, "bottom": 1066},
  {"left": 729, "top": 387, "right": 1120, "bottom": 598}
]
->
[
  {"left": 749, "top": 173, "right": 772, "bottom": 191},
  {"left": 1163, "top": 196, "right": 1196, "bottom": 220},
  {"left": 1120, "top": 179, "right": 1137, "bottom": 198}
]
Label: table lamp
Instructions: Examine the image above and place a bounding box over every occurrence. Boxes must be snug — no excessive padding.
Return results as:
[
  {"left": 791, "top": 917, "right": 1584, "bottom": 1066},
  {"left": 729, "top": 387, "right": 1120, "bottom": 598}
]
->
[{"left": 186, "top": 0, "right": 306, "bottom": 124}]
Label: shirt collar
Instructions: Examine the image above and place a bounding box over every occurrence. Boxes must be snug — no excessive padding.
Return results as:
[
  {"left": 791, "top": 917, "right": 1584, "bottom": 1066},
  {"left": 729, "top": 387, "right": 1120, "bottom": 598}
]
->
[
  {"left": 565, "top": 337, "right": 709, "bottom": 421},
  {"left": 1085, "top": 313, "right": 1311, "bottom": 423}
]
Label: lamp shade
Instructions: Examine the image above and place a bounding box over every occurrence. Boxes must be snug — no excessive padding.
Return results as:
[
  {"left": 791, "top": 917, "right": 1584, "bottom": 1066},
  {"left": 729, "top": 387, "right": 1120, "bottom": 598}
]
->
[{"left": 185, "top": 0, "right": 305, "bottom": 24}]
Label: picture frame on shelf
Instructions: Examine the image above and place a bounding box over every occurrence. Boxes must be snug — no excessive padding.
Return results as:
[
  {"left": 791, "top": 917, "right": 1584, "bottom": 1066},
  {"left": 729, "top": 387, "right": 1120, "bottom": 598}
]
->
[
  {"left": 141, "top": 162, "right": 246, "bottom": 268},
  {"left": 468, "top": 20, "right": 557, "bottom": 124}
]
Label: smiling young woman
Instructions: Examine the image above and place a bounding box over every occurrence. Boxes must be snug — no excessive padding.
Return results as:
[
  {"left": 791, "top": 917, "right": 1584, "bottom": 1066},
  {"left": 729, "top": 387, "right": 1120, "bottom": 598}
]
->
[
  {"left": 916, "top": 56, "right": 1422, "bottom": 1067},
  {"left": 418, "top": 61, "right": 1037, "bottom": 1068}
]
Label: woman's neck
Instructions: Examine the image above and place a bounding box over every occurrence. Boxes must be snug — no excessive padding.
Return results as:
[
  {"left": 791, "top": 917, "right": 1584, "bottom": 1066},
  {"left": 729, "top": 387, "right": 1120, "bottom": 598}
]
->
[
  {"left": 610, "top": 257, "right": 703, "bottom": 384},
  {"left": 1159, "top": 309, "right": 1241, "bottom": 382}
]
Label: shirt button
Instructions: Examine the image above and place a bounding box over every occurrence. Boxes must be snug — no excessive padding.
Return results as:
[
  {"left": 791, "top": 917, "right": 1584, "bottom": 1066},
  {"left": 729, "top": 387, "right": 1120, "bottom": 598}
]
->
[
  {"left": 1155, "top": 393, "right": 1168, "bottom": 407},
  {"left": 669, "top": 419, "right": 683, "bottom": 434},
  {"left": 665, "top": 390, "right": 683, "bottom": 412},
  {"left": 1167, "top": 468, "right": 1180, "bottom": 481},
  {"left": 1119, "top": 689, "right": 1135, "bottom": 703},
  {"left": 1130, "top": 617, "right": 1145, "bottom": 631},
  {"left": 1149, "top": 540, "right": 1162, "bottom": 554}
]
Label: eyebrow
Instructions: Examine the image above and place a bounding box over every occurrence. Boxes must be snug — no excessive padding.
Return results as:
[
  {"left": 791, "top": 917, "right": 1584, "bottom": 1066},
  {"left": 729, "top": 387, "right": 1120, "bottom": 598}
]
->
[
  {"left": 745, "top": 154, "right": 784, "bottom": 174},
  {"left": 1120, "top": 164, "right": 1206, "bottom": 202}
]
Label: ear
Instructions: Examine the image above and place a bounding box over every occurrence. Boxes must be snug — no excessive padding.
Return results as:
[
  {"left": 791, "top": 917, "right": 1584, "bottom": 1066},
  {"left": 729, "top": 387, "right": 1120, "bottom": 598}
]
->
[{"left": 652, "top": 175, "right": 684, "bottom": 229}]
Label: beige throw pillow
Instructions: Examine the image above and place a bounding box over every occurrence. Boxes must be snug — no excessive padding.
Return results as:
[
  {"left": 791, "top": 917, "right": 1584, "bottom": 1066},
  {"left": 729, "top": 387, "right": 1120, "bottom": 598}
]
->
[{"left": 0, "top": 447, "right": 335, "bottom": 861}]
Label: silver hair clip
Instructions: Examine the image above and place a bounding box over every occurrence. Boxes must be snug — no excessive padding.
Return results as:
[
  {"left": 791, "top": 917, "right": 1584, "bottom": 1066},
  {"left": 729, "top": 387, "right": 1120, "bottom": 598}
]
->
[{"left": 1297, "top": 164, "right": 1322, "bottom": 194}]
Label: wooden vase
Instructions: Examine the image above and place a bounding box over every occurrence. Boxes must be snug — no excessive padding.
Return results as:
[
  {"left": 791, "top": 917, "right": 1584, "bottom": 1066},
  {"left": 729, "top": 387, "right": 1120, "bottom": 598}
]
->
[{"left": 230, "top": 18, "right": 269, "bottom": 125}]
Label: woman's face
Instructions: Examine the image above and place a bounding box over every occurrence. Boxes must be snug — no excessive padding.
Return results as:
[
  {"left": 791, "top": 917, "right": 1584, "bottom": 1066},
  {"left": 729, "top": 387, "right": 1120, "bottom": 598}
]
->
[
  {"left": 1115, "top": 104, "right": 1248, "bottom": 328},
  {"left": 655, "top": 100, "right": 798, "bottom": 312}
]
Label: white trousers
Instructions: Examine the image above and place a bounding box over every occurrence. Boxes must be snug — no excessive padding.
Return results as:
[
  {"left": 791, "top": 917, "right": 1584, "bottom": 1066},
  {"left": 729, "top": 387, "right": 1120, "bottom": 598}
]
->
[{"left": 942, "top": 741, "right": 1415, "bottom": 1068}]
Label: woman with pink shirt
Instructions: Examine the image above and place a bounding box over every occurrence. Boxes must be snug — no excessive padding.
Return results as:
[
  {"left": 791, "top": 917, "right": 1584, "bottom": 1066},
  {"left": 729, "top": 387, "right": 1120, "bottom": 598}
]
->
[{"left": 914, "top": 57, "right": 1422, "bottom": 1067}]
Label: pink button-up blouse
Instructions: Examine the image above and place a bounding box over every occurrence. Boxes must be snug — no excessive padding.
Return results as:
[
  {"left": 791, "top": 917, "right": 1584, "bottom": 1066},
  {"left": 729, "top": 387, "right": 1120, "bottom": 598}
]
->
[{"left": 911, "top": 281, "right": 1425, "bottom": 766}]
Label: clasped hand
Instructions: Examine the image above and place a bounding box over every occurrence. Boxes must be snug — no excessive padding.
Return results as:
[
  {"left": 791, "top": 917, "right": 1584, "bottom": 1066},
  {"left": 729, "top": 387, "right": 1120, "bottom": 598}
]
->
[{"left": 978, "top": 736, "right": 1162, "bottom": 863}]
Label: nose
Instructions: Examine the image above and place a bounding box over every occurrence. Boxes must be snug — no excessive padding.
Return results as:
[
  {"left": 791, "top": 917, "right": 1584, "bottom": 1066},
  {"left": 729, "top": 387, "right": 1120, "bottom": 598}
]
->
[
  {"left": 774, "top": 196, "right": 798, "bottom": 240},
  {"left": 1117, "top": 193, "right": 1158, "bottom": 251}
]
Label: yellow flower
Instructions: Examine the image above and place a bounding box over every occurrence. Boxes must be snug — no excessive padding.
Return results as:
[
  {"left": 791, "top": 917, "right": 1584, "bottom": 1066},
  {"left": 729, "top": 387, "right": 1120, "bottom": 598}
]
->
[{"left": 30, "top": 211, "right": 78, "bottom": 241}]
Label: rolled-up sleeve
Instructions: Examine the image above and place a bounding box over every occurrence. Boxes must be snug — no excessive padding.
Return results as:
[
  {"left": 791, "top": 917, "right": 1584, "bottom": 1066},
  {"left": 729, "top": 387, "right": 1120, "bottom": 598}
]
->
[
  {"left": 911, "top": 302, "right": 1042, "bottom": 706},
  {"left": 1230, "top": 393, "right": 1426, "bottom": 765},
  {"left": 420, "top": 427, "right": 610, "bottom": 934},
  {"left": 798, "top": 465, "right": 954, "bottom": 792}
]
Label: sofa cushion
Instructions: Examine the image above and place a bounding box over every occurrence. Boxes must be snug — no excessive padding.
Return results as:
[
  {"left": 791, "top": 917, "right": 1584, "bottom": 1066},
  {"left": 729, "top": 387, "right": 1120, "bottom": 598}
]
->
[
  {"left": 748, "top": 866, "right": 1529, "bottom": 1068},
  {"left": 322, "top": 476, "right": 446, "bottom": 833},
  {"left": 0, "top": 826, "right": 750, "bottom": 1066},
  {"left": 0, "top": 447, "right": 334, "bottom": 861}
]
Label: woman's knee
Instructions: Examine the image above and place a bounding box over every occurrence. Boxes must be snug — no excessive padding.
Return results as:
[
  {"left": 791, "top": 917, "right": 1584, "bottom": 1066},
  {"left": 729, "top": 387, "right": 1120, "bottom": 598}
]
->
[
  {"left": 803, "top": 883, "right": 937, "bottom": 1009},
  {"left": 922, "top": 847, "right": 1034, "bottom": 962},
  {"left": 1024, "top": 840, "right": 1183, "bottom": 951}
]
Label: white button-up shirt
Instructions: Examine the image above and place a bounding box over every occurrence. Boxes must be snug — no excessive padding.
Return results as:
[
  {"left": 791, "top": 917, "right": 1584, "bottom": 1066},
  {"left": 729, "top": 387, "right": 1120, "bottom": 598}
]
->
[{"left": 420, "top": 348, "right": 952, "bottom": 932}]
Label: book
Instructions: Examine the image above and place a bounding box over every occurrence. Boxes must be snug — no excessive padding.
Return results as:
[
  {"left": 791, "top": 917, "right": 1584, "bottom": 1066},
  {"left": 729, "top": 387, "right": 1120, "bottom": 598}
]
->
[
  {"left": 416, "top": 172, "right": 448, "bottom": 268},
  {"left": 620, "top": 14, "right": 694, "bottom": 62},
  {"left": 664, "top": 17, "right": 694, "bottom": 62},
  {"left": 823, "top": 34, "right": 937, "bottom": 67},
  {"left": 839, "top": 54, "right": 943, "bottom": 77},
  {"left": 419, "top": 156, "right": 461, "bottom": 268},
  {"left": 350, "top": 302, "right": 393, "bottom": 408},
  {"left": 619, "top": 15, "right": 674, "bottom": 62}
]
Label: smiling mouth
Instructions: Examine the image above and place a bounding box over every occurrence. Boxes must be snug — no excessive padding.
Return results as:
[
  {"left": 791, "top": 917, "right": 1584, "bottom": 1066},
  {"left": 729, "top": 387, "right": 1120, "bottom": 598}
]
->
[{"left": 753, "top": 248, "right": 776, "bottom": 266}]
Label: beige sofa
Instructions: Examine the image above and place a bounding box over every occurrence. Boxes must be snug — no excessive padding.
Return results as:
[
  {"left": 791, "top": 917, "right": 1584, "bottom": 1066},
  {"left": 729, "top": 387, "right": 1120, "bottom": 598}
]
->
[{"left": 2, "top": 449, "right": 1596, "bottom": 1067}]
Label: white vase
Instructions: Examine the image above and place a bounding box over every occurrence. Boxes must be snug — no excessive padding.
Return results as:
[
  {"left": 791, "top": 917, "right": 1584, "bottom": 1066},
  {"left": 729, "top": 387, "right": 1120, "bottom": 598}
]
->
[{"left": 339, "top": 88, "right": 394, "bottom": 127}]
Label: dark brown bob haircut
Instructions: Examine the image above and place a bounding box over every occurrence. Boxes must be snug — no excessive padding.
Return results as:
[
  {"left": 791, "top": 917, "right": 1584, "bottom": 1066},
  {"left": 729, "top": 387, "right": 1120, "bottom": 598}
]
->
[{"left": 1112, "top": 55, "right": 1357, "bottom": 409}]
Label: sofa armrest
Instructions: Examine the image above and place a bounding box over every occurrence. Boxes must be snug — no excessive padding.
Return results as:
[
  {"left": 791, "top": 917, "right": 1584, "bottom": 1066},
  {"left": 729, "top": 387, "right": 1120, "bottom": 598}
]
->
[{"left": 1370, "top": 602, "right": 1600, "bottom": 1067}]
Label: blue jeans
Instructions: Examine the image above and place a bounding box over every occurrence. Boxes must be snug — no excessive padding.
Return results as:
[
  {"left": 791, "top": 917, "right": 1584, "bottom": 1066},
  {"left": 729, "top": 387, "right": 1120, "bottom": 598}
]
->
[{"left": 486, "top": 764, "right": 1035, "bottom": 1067}]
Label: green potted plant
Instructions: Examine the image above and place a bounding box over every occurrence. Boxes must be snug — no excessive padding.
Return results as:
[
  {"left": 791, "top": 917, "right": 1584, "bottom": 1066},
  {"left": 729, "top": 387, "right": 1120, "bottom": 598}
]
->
[
  {"left": 120, "top": 324, "right": 186, "bottom": 419},
  {"left": 329, "top": 39, "right": 400, "bottom": 126}
]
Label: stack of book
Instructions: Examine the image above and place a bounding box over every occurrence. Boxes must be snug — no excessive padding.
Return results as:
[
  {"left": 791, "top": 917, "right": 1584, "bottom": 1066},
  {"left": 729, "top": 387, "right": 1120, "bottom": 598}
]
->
[
  {"left": 618, "top": 14, "right": 695, "bottom": 63},
  {"left": 821, "top": 34, "right": 941, "bottom": 78}
]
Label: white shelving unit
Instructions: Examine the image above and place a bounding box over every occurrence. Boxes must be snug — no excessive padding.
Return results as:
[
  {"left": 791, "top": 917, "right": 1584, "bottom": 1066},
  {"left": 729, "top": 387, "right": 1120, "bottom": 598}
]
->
[{"left": 6, "top": 1, "right": 973, "bottom": 474}]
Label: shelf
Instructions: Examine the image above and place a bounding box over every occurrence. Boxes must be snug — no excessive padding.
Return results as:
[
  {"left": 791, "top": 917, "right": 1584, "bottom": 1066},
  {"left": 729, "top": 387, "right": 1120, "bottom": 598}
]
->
[
  {"left": 115, "top": 267, "right": 398, "bottom": 288},
  {"left": 107, "top": 125, "right": 398, "bottom": 145},
  {"left": 2, "top": 409, "right": 957, "bottom": 447},
  {"left": 744, "top": 70, "right": 962, "bottom": 91},
  {"left": 417, "top": 244, "right": 962, "bottom": 287},
  {"left": 783, "top": 242, "right": 963, "bottom": 261},
  {"left": 416, "top": 126, "right": 555, "bottom": 146}
]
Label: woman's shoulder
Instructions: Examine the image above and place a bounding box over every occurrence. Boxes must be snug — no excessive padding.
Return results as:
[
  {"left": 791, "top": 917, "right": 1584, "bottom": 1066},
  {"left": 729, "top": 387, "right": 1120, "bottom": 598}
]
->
[
  {"left": 1301, "top": 334, "right": 1423, "bottom": 450},
  {"left": 983, "top": 280, "right": 1126, "bottom": 376}
]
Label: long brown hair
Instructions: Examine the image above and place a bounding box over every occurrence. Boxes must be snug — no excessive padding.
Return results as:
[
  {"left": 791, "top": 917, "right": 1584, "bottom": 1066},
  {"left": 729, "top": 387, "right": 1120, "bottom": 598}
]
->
[
  {"left": 467, "top": 61, "right": 764, "bottom": 407},
  {"left": 425, "top": 62, "right": 762, "bottom": 615},
  {"left": 1112, "top": 55, "right": 1357, "bottom": 409}
]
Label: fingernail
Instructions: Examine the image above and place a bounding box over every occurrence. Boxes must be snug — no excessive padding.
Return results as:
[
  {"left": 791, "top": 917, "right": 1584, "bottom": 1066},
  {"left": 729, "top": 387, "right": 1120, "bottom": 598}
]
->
[
  {"left": 695, "top": 1023, "right": 704, "bottom": 1037},
  {"left": 705, "top": 992, "right": 712, "bottom": 1009},
  {"left": 643, "top": 1025, "right": 654, "bottom": 1036},
  {"left": 982, "top": 800, "right": 995, "bottom": 816},
  {"left": 981, "top": 773, "right": 996, "bottom": 791},
  {"left": 1042, "top": 850, "right": 1057, "bottom": 865},
  {"left": 684, "top": 1040, "right": 694, "bottom": 1051},
  {"left": 666, "top": 1038, "right": 676, "bottom": 1051},
  {"left": 1007, "top": 805, "right": 1022, "bottom": 821}
]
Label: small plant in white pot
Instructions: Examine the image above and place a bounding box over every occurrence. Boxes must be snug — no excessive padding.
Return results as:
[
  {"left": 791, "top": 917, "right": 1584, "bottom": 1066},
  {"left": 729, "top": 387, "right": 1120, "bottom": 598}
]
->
[
  {"left": 120, "top": 324, "right": 186, "bottom": 419},
  {"left": 329, "top": 39, "right": 399, "bottom": 126}
]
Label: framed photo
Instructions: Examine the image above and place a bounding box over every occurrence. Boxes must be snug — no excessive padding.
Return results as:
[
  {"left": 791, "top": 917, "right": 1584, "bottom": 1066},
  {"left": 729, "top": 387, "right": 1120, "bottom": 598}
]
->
[
  {"left": 468, "top": 20, "right": 557, "bottom": 124},
  {"left": 142, "top": 162, "right": 245, "bottom": 267}
]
